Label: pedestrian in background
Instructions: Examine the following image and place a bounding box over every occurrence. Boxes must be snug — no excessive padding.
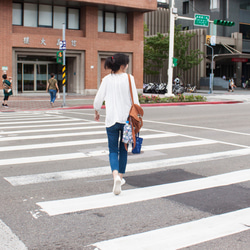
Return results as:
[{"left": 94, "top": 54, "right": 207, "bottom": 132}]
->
[
  {"left": 46, "top": 73, "right": 59, "bottom": 107},
  {"left": 93, "top": 53, "right": 140, "bottom": 195},
  {"left": 229, "top": 78, "right": 236, "bottom": 92},
  {"left": 2, "top": 74, "right": 12, "bottom": 108}
]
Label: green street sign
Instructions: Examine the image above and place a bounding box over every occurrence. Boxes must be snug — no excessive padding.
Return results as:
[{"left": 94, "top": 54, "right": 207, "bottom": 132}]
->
[{"left": 194, "top": 14, "right": 210, "bottom": 27}]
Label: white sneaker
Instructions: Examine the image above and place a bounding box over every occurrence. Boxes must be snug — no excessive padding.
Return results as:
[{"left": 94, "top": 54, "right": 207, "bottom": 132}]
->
[
  {"left": 113, "top": 176, "right": 122, "bottom": 195},
  {"left": 121, "top": 178, "right": 126, "bottom": 186}
]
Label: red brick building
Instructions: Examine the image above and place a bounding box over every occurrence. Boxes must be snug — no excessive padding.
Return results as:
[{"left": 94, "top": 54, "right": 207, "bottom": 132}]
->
[{"left": 0, "top": 0, "right": 157, "bottom": 95}]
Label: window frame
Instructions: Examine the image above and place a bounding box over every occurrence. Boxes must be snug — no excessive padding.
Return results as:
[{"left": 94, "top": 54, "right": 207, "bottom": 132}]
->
[
  {"left": 38, "top": 4, "right": 53, "bottom": 28},
  {"left": 99, "top": 11, "right": 127, "bottom": 34},
  {"left": 13, "top": 2, "right": 23, "bottom": 26},
  {"left": 183, "top": 1, "right": 189, "bottom": 15},
  {"left": 12, "top": 2, "right": 80, "bottom": 30},
  {"left": 67, "top": 7, "right": 80, "bottom": 30}
]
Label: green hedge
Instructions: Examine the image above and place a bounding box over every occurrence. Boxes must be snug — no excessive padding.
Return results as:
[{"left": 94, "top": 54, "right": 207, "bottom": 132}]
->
[{"left": 139, "top": 94, "right": 207, "bottom": 104}]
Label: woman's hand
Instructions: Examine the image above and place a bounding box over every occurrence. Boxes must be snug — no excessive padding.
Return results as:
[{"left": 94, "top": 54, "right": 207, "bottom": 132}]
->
[{"left": 94, "top": 110, "right": 100, "bottom": 121}]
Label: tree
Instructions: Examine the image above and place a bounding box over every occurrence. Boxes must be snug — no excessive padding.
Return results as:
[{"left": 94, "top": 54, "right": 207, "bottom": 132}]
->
[
  {"left": 144, "top": 33, "right": 169, "bottom": 81},
  {"left": 174, "top": 25, "right": 204, "bottom": 83},
  {"left": 144, "top": 25, "right": 204, "bottom": 83}
]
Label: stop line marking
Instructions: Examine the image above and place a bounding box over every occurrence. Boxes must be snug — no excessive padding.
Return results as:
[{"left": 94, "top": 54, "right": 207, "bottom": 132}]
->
[
  {"left": 92, "top": 208, "right": 250, "bottom": 250},
  {"left": 36, "top": 169, "right": 250, "bottom": 216}
]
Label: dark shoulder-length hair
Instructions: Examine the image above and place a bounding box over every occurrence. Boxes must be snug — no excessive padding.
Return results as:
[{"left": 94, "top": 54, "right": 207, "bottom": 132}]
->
[{"left": 104, "top": 53, "right": 129, "bottom": 73}]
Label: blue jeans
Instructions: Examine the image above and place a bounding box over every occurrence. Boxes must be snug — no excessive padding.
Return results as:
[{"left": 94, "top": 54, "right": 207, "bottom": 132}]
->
[
  {"left": 106, "top": 123, "right": 127, "bottom": 174},
  {"left": 49, "top": 89, "right": 57, "bottom": 103}
]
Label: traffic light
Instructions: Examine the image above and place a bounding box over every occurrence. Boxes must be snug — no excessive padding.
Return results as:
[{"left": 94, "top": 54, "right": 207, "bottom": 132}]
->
[
  {"left": 214, "top": 19, "right": 235, "bottom": 26},
  {"left": 56, "top": 51, "right": 63, "bottom": 64}
]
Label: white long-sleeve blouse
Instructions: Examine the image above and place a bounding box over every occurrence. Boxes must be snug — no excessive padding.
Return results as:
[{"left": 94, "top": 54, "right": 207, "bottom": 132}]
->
[{"left": 93, "top": 73, "right": 140, "bottom": 128}]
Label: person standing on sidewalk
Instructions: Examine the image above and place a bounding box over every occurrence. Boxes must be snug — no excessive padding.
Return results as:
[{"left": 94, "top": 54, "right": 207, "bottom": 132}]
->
[
  {"left": 2, "top": 74, "right": 12, "bottom": 108},
  {"left": 46, "top": 73, "right": 59, "bottom": 107},
  {"left": 93, "top": 53, "right": 140, "bottom": 195}
]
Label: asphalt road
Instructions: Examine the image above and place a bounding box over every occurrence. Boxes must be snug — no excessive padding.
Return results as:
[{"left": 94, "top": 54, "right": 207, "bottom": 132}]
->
[{"left": 0, "top": 102, "right": 250, "bottom": 250}]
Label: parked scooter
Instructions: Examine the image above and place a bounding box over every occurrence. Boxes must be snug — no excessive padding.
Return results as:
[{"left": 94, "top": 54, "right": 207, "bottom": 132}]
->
[
  {"left": 143, "top": 82, "right": 157, "bottom": 93},
  {"left": 185, "top": 84, "right": 197, "bottom": 93},
  {"left": 173, "top": 82, "right": 185, "bottom": 95}
]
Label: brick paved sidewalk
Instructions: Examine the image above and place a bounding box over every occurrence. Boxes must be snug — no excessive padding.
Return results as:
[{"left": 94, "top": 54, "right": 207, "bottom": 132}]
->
[{"left": 0, "top": 95, "right": 95, "bottom": 112}]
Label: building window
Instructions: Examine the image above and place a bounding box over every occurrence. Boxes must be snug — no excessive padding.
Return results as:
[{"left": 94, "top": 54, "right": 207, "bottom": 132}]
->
[
  {"left": 183, "top": 1, "right": 189, "bottom": 15},
  {"left": 68, "top": 8, "right": 80, "bottom": 30},
  {"left": 105, "top": 12, "right": 115, "bottom": 32},
  {"left": 23, "top": 3, "right": 37, "bottom": 27},
  {"left": 116, "top": 13, "right": 127, "bottom": 34},
  {"left": 240, "top": 23, "right": 250, "bottom": 40},
  {"left": 13, "top": 3, "right": 80, "bottom": 30},
  {"left": 210, "top": 0, "right": 219, "bottom": 10},
  {"left": 53, "top": 6, "right": 66, "bottom": 29},
  {"left": 12, "top": 3, "right": 22, "bottom": 26},
  {"left": 240, "top": 3, "right": 250, "bottom": 10},
  {"left": 98, "top": 11, "right": 127, "bottom": 34},
  {"left": 98, "top": 10, "right": 103, "bottom": 32},
  {"left": 39, "top": 4, "right": 52, "bottom": 27}
]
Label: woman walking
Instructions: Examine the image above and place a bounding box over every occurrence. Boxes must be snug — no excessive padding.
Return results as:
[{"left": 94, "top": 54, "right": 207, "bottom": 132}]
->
[
  {"left": 46, "top": 73, "right": 59, "bottom": 107},
  {"left": 94, "top": 53, "right": 140, "bottom": 195},
  {"left": 2, "top": 74, "right": 12, "bottom": 107}
]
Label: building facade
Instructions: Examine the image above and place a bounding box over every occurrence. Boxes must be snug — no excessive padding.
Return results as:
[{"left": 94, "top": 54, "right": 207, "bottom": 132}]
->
[
  {"left": 175, "top": 0, "right": 250, "bottom": 85},
  {"left": 0, "top": 0, "right": 157, "bottom": 95},
  {"left": 145, "top": 0, "right": 250, "bottom": 87}
]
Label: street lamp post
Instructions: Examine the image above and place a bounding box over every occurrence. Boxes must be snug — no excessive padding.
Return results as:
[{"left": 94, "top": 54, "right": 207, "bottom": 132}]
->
[
  {"left": 166, "top": 0, "right": 176, "bottom": 97},
  {"left": 205, "top": 43, "right": 214, "bottom": 94}
]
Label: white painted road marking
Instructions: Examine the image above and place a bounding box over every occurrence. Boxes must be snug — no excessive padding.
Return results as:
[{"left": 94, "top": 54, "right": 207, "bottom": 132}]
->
[
  {"left": 0, "top": 139, "right": 215, "bottom": 166},
  {"left": 92, "top": 208, "right": 250, "bottom": 250},
  {"left": 5, "top": 147, "right": 250, "bottom": 186},
  {"left": 36, "top": 169, "right": 250, "bottom": 216},
  {"left": 0, "top": 132, "right": 176, "bottom": 152},
  {"left": 0, "top": 219, "right": 27, "bottom": 250}
]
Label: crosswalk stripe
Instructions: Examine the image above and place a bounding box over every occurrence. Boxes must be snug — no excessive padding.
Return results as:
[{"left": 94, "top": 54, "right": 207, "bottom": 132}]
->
[
  {"left": 36, "top": 169, "right": 250, "bottom": 216},
  {"left": 0, "top": 125, "right": 105, "bottom": 135},
  {"left": 0, "top": 219, "right": 27, "bottom": 250},
  {"left": 0, "top": 133, "right": 176, "bottom": 152},
  {"left": 0, "top": 121, "right": 97, "bottom": 130},
  {"left": 5, "top": 147, "right": 250, "bottom": 186},
  {"left": 0, "top": 140, "right": 215, "bottom": 166},
  {"left": 91, "top": 208, "right": 250, "bottom": 250},
  {"left": 7, "top": 146, "right": 250, "bottom": 185},
  {"left": 0, "top": 130, "right": 106, "bottom": 142},
  {"left": 0, "top": 116, "right": 64, "bottom": 122},
  {"left": 0, "top": 118, "right": 81, "bottom": 126}
]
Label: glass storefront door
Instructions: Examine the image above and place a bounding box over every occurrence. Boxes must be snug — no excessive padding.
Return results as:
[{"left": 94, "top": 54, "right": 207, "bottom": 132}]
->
[
  {"left": 36, "top": 64, "right": 47, "bottom": 91},
  {"left": 17, "top": 55, "right": 64, "bottom": 93},
  {"left": 22, "top": 63, "right": 48, "bottom": 91},
  {"left": 23, "top": 64, "right": 35, "bottom": 91}
]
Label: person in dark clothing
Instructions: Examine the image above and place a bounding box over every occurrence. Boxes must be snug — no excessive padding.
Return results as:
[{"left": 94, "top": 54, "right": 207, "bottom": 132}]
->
[{"left": 2, "top": 74, "right": 12, "bottom": 107}]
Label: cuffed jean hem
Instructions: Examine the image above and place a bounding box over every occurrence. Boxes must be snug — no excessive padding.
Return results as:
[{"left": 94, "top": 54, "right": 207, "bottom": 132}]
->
[{"left": 106, "top": 123, "right": 127, "bottom": 174}]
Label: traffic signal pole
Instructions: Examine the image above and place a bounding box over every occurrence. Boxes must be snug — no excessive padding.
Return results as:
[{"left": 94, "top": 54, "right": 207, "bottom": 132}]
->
[{"left": 62, "top": 23, "right": 66, "bottom": 107}]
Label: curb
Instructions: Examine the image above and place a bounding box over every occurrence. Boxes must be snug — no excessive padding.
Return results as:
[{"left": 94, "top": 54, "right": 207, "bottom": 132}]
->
[
  {"left": 0, "top": 100, "right": 243, "bottom": 112},
  {"left": 60, "top": 100, "right": 243, "bottom": 110}
]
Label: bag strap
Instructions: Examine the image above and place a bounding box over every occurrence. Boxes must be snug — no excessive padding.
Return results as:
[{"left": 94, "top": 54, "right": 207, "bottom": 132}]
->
[{"left": 128, "top": 74, "right": 134, "bottom": 105}]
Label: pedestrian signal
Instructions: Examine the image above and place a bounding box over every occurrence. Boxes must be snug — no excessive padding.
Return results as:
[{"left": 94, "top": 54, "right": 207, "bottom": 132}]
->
[
  {"left": 214, "top": 20, "right": 235, "bottom": 26},
  {"left": 56, "top": 51, "right": 63, "bottom": 64}
]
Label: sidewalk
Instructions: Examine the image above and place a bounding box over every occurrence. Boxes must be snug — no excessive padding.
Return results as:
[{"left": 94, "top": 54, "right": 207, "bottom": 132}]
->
[{"left": 1, "top": 89, "right": 250, "bottom": 112}]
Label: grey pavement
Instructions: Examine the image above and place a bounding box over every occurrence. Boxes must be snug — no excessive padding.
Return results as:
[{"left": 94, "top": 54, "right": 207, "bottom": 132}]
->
[{"left": 1, "top": 88, "right": 250, "bottom": 112}]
